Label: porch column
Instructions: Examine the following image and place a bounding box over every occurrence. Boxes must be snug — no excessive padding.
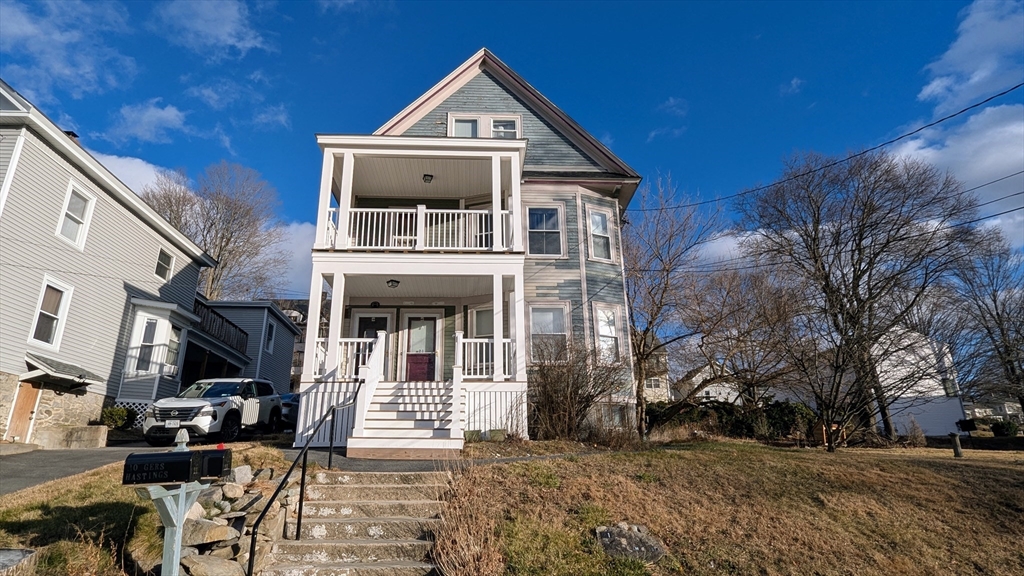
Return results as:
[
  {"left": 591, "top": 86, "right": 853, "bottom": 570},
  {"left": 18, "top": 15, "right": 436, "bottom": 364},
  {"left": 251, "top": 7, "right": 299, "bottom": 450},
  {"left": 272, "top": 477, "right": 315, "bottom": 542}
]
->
[
  {"left": 510, "top": 153, "right": 524, "bottom": 252},
  {"left": 300, "top": 270, "right": 325, "bottom": 387},
  {"left": 492, "top": 274, "right": 505, "bottom": 381},
  {"left": 337, "top": 152, "right": 355, "bottom": 249},
  {"left": 315, "top": 151, "right": 335, "bottom": 249},
  {"left": 491, "top": 154, "right": 505, "bottom": 251},
  {"left": 513, "top": 270, "right": 528, "bottom": 381},
  {"left": 324, "top": 273, "right": 346, "bottom": 380}
]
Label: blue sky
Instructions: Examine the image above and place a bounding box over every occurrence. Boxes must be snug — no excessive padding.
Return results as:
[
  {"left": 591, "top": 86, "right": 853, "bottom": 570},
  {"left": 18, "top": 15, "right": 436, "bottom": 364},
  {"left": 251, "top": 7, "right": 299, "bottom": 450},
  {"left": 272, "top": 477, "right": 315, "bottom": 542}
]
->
[{"left": 2, "top": 0, "right": 1022, "bottom": 296}]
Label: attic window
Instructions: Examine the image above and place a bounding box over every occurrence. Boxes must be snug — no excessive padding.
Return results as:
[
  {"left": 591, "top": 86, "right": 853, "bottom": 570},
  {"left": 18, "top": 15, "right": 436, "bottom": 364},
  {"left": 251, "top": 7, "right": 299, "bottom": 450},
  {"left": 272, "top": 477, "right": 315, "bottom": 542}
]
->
[{"left": 449, "top": 114, "right": 520, "bottom": 139}]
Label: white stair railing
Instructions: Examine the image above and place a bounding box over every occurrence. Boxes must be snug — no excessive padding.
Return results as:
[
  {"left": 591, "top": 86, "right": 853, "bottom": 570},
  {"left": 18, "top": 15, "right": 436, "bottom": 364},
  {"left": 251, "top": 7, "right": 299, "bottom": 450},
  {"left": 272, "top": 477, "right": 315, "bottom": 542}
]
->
[
  {"left": 337, "top": 337, "right": 375, "bottom": 380},
  {"left": 451, "top": 332, "right": 465, "bottom": 440},
  {"left": 352, "top": 331, "right": 387, "bottom": 437}
]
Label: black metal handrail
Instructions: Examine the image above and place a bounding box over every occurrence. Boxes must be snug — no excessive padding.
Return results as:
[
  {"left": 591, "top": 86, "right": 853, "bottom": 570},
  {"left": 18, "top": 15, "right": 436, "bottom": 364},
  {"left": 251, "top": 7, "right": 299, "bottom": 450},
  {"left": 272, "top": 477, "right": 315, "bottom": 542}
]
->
[{"left": 246, "top": 384, "right": 360, "bottom": 576}]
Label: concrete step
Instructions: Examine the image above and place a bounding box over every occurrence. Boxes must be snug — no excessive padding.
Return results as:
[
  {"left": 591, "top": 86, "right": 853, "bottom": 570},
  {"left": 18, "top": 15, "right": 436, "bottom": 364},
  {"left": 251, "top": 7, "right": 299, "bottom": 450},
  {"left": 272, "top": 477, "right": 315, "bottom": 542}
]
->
[
  {"left": 261, "top": 561, "right": 436, "bottom": 576},
  {"left": 307, "top": 471, "right": 450, "bottom": 486},
  {"left": 291, "top": 517, "right": 438, "bottom": 540},
  {"left": 300, "top": 500, "right": 443, "bottom": 520},
  {"left": 304, "top": 483, "right": 448, "bottom": 502},
  {"left": 272, "top": 539, "right": 432, "bottom": 564}
]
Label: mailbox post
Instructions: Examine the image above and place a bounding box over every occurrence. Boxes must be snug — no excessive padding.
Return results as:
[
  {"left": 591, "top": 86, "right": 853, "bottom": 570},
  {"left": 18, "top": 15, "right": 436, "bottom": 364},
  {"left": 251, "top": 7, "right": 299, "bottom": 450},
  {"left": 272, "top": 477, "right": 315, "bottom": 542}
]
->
[{"left": 123, "top": 430, "right": 232, "bottom": 576}]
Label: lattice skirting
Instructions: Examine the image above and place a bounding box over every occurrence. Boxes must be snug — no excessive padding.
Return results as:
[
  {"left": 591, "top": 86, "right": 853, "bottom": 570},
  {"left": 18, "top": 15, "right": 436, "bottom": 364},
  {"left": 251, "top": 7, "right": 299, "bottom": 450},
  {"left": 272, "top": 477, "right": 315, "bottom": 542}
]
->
[{"left": 114, "top": 399, "right": 151, "bottom": 429}]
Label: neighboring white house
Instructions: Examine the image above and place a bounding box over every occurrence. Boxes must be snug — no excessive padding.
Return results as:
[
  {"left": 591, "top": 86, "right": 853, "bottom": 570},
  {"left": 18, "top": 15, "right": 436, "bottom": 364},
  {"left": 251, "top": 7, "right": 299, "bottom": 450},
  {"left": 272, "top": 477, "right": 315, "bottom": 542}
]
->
[
  {"left": 295, "top": 48, "right": 641, "bottom": 458},
  {"left": 876, "top": 333, "right": 965, "bottom": 437}
]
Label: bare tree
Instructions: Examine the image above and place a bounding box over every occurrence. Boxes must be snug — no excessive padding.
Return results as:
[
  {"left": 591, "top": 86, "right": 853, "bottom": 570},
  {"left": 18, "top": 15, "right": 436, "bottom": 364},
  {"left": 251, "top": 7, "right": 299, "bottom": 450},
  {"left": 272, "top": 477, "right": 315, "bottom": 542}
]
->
[
  {"left": 954, "top": 231, "right": 1024, "bottom": 412},
  {"left": 737, "top": 151, "right": 978, "bottom": 449},
  {"left": 142, "top": 161, "right": 288, "bottom": 300},
  {"left": 528, "top": 339, "right": 631, "bottom": 441},
  {"left": 623, "top": 176, "right": 721, "bottom": 439}
]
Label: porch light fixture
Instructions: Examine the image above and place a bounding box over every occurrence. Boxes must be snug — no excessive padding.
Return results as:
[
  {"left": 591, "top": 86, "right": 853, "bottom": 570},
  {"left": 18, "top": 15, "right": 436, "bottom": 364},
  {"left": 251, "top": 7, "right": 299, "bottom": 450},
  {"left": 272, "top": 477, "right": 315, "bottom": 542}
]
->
[
  {"left": 422, "top": 174, "right": 433, "bottom": 183},
  {"left": 386, "top": 279, "right": 400, "bottom": 288}
]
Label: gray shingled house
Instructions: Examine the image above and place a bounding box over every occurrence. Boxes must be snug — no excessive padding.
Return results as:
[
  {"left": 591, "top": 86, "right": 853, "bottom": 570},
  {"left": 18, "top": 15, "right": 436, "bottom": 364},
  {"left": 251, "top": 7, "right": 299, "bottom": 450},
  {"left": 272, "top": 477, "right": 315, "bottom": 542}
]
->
[
  {"left": 0, "top": 79, "right": 296, "bottom": 448},
  {"left": 295, "top": 49, "right": 641, "bottom": 457}
]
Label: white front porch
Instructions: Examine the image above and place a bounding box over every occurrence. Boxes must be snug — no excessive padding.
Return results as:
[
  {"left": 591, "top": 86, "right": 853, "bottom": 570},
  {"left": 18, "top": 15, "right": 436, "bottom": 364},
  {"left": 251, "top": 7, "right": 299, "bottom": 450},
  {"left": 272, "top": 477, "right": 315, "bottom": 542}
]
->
[{"left": 294, "top": 255, "right": 529, "bottom": 455}]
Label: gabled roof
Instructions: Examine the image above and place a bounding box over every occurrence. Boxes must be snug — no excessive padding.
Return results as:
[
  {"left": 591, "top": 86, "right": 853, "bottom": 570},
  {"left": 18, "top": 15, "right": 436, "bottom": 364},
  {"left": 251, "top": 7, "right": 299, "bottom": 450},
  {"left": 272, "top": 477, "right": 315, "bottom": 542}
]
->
[
  {"left": 0, "top": 78, "right": 216, "bottom": 268},
  {"left": 374, "top": 48, "right": 640, "bottom": 184},
  {"left": 23, "top": 352, "right": 104, "bottom": 388}
]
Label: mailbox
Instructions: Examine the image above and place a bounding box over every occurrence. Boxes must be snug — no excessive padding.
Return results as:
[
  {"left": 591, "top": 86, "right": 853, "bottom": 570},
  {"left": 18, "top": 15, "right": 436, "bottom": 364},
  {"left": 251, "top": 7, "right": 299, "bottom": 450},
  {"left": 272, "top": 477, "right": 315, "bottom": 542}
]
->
[
  {"left": 197, "top": 449, "right": 232, "bottom": 478},
  {"left": 123, "top": 452, "right": 202, "bottom": 485}
]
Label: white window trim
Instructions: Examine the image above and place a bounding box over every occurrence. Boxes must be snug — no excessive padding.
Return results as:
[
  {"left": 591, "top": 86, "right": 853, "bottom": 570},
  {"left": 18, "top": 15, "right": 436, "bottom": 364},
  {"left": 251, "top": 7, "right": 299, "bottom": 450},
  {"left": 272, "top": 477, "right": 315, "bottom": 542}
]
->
[
  {"left": 527, "top": 301, "right": 571, "bottom": 362},
  {"left": 593, "top": 303, "right": 624, "bottom": 364},
  {"left": 126, "top": 311, "right": 172, "bottom": 376},
  {"left": 54, "top": 180, "right": 96, "bottom": 250},
  {"left": 27, "top": 275, "right": 74, "bottom": 352},
  {"left": 468, "top": 306, "right": 495, "bottom": 338},
  {"left": 447, "top": 113, "right": 523, "bottom": 139},
  {"left": 265, "top": 320, "right": 276, "bottom": 353},
  {"left": 155, "top": 249, "right": 175, "bottom": 282},
  {"left": 587, "top": 205, "right": 615, "bottom": 263},
  {"left": 525, "top": 203, "right": 567, "bottom": 258}
]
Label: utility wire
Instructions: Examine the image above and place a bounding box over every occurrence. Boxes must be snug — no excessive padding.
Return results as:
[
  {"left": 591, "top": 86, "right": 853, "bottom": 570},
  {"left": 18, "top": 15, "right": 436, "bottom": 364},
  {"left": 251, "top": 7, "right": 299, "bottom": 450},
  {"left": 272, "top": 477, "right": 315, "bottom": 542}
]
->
[{"left": 629, "top": 82, "right": 1024, "bottom": 213}]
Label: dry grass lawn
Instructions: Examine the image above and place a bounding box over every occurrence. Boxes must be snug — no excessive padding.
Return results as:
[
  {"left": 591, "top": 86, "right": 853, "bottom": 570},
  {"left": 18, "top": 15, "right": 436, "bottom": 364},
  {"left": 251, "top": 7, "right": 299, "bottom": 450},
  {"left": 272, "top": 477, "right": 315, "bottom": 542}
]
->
[{"left": 434, "top": 440, "right": 1024, "bottom": 576}]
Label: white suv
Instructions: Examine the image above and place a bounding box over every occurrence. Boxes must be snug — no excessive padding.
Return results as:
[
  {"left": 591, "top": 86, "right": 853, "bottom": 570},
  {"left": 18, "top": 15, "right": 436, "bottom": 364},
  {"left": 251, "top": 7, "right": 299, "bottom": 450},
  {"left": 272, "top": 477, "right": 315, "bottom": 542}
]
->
[{"left": 143, "top": 378, "right": 283, "bottom": 446}]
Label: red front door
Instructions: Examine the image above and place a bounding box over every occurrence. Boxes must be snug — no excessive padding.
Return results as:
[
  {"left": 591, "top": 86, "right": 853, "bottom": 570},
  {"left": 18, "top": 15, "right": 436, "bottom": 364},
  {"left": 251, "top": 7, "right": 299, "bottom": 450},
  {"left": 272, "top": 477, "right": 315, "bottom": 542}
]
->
[{"left": 405, "top": 317, "right": 437, "bottom": 381}]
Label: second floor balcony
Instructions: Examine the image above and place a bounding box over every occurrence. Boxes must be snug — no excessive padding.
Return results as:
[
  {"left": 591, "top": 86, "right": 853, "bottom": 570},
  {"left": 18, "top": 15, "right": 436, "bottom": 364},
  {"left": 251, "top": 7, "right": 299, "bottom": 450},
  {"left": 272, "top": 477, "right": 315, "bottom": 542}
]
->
[{"left": 315, "top": 135, "right": 526, "bottom": 254}]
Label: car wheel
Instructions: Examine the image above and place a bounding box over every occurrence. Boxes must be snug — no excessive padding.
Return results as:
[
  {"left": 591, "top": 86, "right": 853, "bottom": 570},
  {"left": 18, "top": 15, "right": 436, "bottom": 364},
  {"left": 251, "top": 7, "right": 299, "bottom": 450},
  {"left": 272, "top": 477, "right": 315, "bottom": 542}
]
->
[
  {"left": 219, "top": 413, "right": 242, "bottom": 443},
  {"left": 266, "top": 409, "right": 281, "bottom": 433},
  {"left": 144, "top": 435, "right": 175, "bottom": 447}
]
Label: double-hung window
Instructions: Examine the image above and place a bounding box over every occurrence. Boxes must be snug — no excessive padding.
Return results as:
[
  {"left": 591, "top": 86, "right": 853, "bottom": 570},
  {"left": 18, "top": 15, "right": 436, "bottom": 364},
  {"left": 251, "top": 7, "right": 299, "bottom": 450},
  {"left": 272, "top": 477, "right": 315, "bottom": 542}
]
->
[
  {"left": 530, "top": 305, "right": 568, "bottom": 360},
  {"left": 165, "top": 326, "right": 182, "bottom": 375},
  {"left": 491, "top": 119, "right": 518, "bottom": 138},
  {"left": 136, "top": 319, "right": 159, "bottom": 372},
  {"left": 453, "top": 119, "right": 478, "bottom": 138},
  {"left": 472, "top": 308, "right": 494, "bottom": 338},
  {"left": 30, "top": 278, "right": 73, "bottom": 347},
  {"left": 528, "top": 207, "right": 562, "bottom": 255},
  {"left": 155, "top": 249, "right": 174, "bottom": 281},
  {"left": 589, "top": 209, "right": 612, "bottom": 260},
  {"left": 57, "top": 185, "right": 94, "bottom": 248},
  {"left": 595, "top": 306, "right": 620, "bottom": 362}
]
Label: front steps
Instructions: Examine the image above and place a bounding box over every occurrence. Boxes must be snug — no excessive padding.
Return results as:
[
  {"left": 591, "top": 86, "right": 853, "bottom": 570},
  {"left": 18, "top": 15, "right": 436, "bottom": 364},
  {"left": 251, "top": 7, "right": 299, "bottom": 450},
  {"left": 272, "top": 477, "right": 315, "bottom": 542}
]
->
[
  {"left": 265, "top": 470, "right": 449, "bottom": 576},
  {"left": 347, "top": 381, "right": 464, "bottom": 460}
]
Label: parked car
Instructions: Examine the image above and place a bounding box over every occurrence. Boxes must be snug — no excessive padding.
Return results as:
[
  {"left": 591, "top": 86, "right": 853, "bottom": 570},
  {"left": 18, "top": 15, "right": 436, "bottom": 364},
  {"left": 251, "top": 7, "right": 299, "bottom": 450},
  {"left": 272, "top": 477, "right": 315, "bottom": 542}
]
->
[
  {"left": 280, "top": 393, "right": 299, "bottom": 429},
  {"left": 143, "top": 378, "right": 282, "bottom": 446}
]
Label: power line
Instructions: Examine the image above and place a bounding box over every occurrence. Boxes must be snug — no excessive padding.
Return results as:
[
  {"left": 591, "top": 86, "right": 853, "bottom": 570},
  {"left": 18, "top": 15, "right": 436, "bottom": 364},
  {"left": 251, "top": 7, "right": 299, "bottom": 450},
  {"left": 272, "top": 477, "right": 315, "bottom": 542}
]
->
[{"left": 629, "top": 82, "right": 1024, "bottom": 213}]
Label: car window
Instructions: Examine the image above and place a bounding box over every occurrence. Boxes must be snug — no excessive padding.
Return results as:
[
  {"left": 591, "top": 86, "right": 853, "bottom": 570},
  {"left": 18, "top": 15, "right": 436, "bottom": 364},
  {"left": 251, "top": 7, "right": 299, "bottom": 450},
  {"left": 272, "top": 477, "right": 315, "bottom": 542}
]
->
[
  {"left": 242, "top": 382, "right": 257, "bottom": 398},
  {"left": 179, "top": 382, "right": 241, "bottom": 398},
  {"left": 256, "top": 381, "right": 275, "bottom": 396}
]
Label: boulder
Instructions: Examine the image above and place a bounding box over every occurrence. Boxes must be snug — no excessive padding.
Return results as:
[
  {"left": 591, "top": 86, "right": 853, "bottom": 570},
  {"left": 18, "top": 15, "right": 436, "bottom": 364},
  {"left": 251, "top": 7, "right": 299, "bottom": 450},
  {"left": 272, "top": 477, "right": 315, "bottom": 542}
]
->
[
  {"left": 197, "top": 487, "right": 223, "bottom": 507},
  {"left": 221, "top": 483, "right": 245, "bottom": 499},
  {"left": 179, "top": 555, "right": 244, "bottom": 576},
  {"left": 226, "top": 465, "right": 252, "bottom": 485},
  {"left": 181, "top": 519, "right": 240, "bottom": 547},
  {"left": 216, "top": 500, "right": 232, "bottom": 513},
  {"left": 594, "top": 522, "right": 666, "bottom": 563},
  {"left": 232, "top": 493, "right": 263, "bottom": 512},
  {"left": 253, "top": 468, "right": 273, "bottom": 481},
  {"left": 186, "top": 502, "right": 205, "bottom": 521}
]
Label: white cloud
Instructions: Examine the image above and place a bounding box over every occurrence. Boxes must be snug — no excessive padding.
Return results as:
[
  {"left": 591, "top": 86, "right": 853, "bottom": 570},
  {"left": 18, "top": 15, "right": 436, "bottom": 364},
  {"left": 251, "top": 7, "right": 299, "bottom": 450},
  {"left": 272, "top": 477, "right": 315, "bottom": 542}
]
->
[
  {"left": 317, "top": 0, "right": 359, "bottom": 13},
  {"left": 646, "top": 126, "right": 687, "bottom": 143},
  {"left": 150, "top": 0, "right": 267, "bottom": 59},
  {"left": 278, "top": 222, "right": 317, "bottom": 297},
  {"left": 185, "top": 79, "right": 244, "bottom": 110},
  {"left": 600, "top": 132, "right": 615, "bottom": 149},
  {"left": 253, "top": 104, "right": 291, "bottom": 130},
  {"left": 918, "top": 0, "right": 1024, "bottom": 114},
  {"left": 0, "top": 0, "right": 136, "bottom": 103},
  {"left": 102, "top": 99, "right": 190, "bottom": 144},
  {"left": 657, "top": 96, "right": 689, "bottom": 117},
  {"left": 780, "top": 77, "right": 805, "bottom": 96},
  {"left": 89, "top": 150, "right": 168, "bottom": 194},
  {"left": 893, "top": 104, "right": 1024, "bottom": 248}
]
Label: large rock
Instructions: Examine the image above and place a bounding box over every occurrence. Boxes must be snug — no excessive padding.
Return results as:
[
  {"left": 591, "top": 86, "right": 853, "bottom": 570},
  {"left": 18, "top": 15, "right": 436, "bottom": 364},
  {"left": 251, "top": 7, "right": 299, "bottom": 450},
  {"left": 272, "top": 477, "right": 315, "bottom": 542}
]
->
[
  {"left": 180, "top": 555, "right": 244, "bottom": 576},
  {"left": 181, "top": 519, "right": 240, "bottom": 547},
  {"left": 186, "top": 502, "right": 205, "bottom": 521},
  {"left": 221, "top": 483, "right": 245, "bottom": 499},
  {"left": 226, "top": 465, "right": 252, "bottom": 485},
  {"left": 595, "top": 522, "right": 666, "bottom": 563},
  {"left": 197, "top": 487, "right": 223, "bottom": 507}
]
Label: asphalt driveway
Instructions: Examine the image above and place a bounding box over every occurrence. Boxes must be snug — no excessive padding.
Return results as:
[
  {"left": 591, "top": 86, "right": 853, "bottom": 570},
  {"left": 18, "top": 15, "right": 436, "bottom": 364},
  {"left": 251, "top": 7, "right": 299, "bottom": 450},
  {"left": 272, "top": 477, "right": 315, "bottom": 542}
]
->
[{"left": 0, "top": 444, "right": 162, "bottom": 497}]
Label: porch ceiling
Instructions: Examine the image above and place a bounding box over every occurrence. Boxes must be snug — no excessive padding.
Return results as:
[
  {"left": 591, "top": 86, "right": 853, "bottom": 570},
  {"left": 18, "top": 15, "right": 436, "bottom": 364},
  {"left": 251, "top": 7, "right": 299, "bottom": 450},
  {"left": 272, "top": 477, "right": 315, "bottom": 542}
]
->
[
  {"left": 344, "top": 274, "right": 513, "bottom": 299},
  {"left": 338, "top": 156, "right": 511, "bottom": 199}
]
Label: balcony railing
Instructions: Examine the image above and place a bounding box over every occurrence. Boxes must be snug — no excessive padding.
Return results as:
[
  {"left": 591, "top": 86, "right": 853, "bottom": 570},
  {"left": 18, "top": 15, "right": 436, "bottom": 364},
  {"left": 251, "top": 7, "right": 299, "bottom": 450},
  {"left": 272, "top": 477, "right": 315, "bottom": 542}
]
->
[
  {"left": 340, "top": 206, "right": 516, "bottom": 251},
  {"left": 193, "top": 300, "right": 249, "bottom": 355}
]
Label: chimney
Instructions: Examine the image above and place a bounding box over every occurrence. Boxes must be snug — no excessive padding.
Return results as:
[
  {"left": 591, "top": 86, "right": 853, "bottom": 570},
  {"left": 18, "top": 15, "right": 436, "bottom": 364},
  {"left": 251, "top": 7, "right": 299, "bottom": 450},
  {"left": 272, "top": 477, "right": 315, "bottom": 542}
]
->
[{"left": 63, "top": 130, "right": 81, "bottom": 146}]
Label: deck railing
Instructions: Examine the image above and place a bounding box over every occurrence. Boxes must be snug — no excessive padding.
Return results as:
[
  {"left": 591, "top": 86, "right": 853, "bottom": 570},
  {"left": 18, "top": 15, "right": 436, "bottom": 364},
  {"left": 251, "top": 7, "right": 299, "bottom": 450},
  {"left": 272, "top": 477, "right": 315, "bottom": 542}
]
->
[
  {"left": 338, "top": 338, "right": 375, "bottom": 379},
  {"left": 341, "top": 206, "right": 516, "bottom": 251},
  {"left": 193, "top": 300, "right": 249, "bottom": 354},
  {"left": 460, "top": 336, "right": 515, "bottom": 380}
]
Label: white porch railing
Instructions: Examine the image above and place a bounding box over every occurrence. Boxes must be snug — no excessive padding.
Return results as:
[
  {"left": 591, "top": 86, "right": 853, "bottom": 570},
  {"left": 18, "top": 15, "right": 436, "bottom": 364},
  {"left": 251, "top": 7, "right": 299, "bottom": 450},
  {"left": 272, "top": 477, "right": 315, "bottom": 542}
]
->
[
  {"left": 459, "top": 336, "right": 516, "bottom": 380},
  {"left": 338, "top": 337, "right": 375, "bottom": 380},
  {"left": 343, "top": 206, "right": 515, "bottom": 250},
  {"left": 313, "top": 338, "right": 327, "bottom": 376}
]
